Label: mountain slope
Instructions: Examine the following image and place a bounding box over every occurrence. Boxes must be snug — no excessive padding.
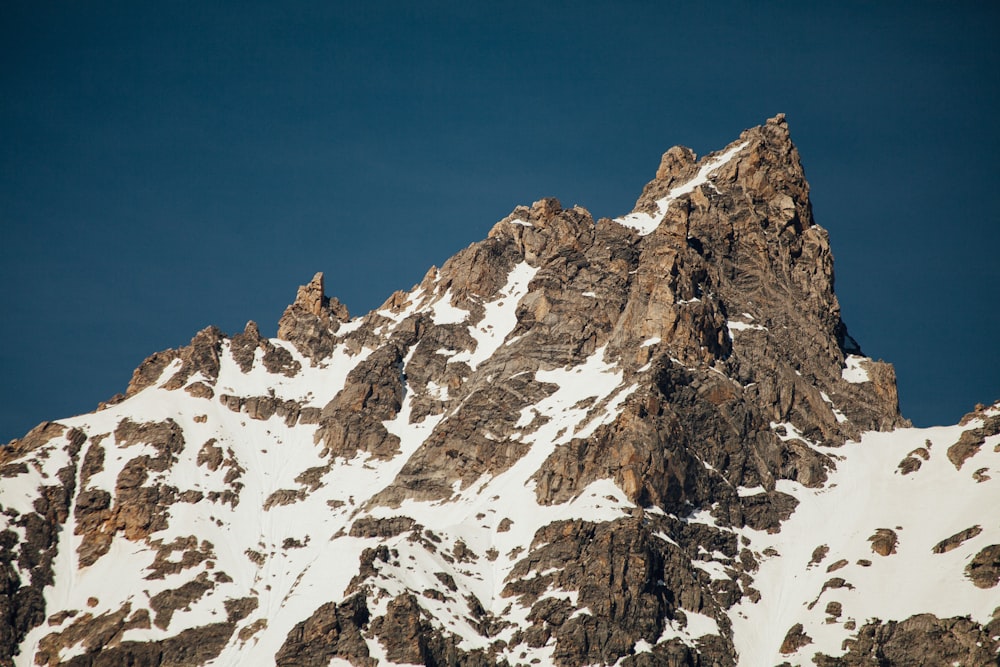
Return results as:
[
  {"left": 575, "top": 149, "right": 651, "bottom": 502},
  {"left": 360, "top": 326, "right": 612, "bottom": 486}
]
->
[{"left": 2, "top": 115, "right": 998, "bottom": 666}]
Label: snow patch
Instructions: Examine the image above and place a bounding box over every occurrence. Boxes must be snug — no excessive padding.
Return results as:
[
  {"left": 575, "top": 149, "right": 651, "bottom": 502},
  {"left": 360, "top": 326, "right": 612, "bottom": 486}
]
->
[
  {"left": 842, "top": 355, "right": 870, "bottom": 383},
  {"left": 448, "top": 261, "right": 537, "bottom": 371},
  {"left": 615, "top": 141, "right": 748, "bottom": 236}
]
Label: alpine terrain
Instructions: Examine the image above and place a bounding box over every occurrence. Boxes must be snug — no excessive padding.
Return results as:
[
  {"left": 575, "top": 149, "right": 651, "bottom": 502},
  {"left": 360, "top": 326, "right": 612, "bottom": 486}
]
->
[{"left": 2, "top": 115, "right": 998, "bottom": 667}]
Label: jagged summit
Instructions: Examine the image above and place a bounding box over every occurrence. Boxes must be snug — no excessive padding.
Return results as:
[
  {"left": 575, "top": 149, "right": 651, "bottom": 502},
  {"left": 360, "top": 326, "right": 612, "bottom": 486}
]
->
[
  {"left": 2, "top": 119, "right": 998, "bottom": 666},
  {"left": 276, "top": 270, "right": 350, "bottom": 362}
]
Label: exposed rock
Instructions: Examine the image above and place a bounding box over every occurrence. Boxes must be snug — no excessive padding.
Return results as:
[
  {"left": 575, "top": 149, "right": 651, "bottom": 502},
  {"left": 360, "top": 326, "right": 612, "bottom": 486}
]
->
[
  {"left": 502, "top": 517, "right": 736, "bottom": 666},
  {"left": 185, "top": 381, "right": 214, "bottom": 399},
  {"left": 868, "top": 528, "right": 898, "bottom": 557},
  {"left": 826, "top": 559, "right": 848, "bottom": 573},
  {"left": 125, "top": 350, "right": 180, "bottom": 397},
  {"left": 932, "top": 525, "right": 983, "bottom": 554},
  {"left": 779, "top": 622, "right": 812, "bottom": 654},
  {"left": 223, "top": 597, "right": 258, "bottom": 623},
  {"left": 145, "top": 536, "right": 215, "bottom": 580},
  {"left": 947, "top": 412, "right": 1000, "bottom": 470},
  {"left": 149, "top": 572, "right": 214, "bottom": 629},
  {"left": 349, "top": 516, "right": 417, "bottom": 539},
  {"left": 0, "top": 421, "right": 67, "bottom": 464},
  {"left": 196, "top": 439, "right": 223, "bottom": 471},
  {"left": 314, "top": 341, "right": 409, "bottom": 461},
  {"left": 75, "top": 419, "right": 186, "bottom": 567},
  {"left": 35, "top": 602, "right": 147, "bottom": 666},
  {"left": 808, "top": 544, "right": 829, "bottom": 567},
  {"left": 275, "top": 595, "right": 374, "bottom": 667},
  {"left": 277, "top": 272, "right": 350, "bottom": 362},
  {"left": 965, "top": 544, "right": 1000, "bottom": 588},
  {"left": 50, "top": 621, "right": 235, "bottom": 666},
  {"left": 263, "top": 488, "right": 307, "bottom": 510},
  {"left": 160, "top": 326, "right": 225, "bottom": 392},
  {"left": 0, "top": 427, "right": 84, "bottom": 665},
  {"left": 220, "top": 393, "right": 308, "bottom": 426},
  {"left": 230, "top": 320, "right": 301, "bottom": 377},
  {"left": 367, "top": 593, "right": 498, "bottom": 667},
  {"left": 814, "top": 613, "right": 999, "bottom": 666}
]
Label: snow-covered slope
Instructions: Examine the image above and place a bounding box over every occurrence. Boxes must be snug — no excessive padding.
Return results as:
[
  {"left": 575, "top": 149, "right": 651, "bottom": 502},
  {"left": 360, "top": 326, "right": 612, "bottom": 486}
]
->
[{"left": 2, "top": 116, "right": 998, "bottom": 667}]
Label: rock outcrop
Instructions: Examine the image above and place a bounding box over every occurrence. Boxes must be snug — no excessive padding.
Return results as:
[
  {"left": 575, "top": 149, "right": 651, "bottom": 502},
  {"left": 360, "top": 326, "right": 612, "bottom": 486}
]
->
[{"left": 277, "top": 272, "right": 350, "bottom": 362}]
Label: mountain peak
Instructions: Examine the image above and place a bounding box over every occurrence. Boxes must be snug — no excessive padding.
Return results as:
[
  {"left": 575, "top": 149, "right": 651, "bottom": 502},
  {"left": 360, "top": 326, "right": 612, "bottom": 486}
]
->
[
  {"left": 299, "top": 271, "right": 327, "bottom": 316},
  {"left": 2, "top": 121, "right": 997, "bottom": 667}
]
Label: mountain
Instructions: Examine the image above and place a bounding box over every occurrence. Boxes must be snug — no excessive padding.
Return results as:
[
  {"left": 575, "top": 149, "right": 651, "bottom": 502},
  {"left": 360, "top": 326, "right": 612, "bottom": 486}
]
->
[{"left": 2, "top": 115, "right": 998, "bottom": 667}]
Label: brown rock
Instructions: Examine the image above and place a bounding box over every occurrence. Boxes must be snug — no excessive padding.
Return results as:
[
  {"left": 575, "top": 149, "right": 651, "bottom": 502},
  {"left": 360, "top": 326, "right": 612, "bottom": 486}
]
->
[
  {"left": 932, "top": 525, "right": 983, "bottom": 554},
  {"left": 276, "top": 595, "right": 374, "bottom": 667},
  {"left": 149, "top": 572, "right": 214, "bottom": 629},
  {"left": 808, "top": 544, "right": 829, "bottom": 567},
  {"left": 965, "top": 544, "right": 1000, "bottom": 588},
  {"left": 815, "top": 613, "right": 999, "bottom": 666},
  {"left": 159, "top": 326, "right": 225, "bottom": 391},
  {"left": 779, "top": 622, "right": 812, "bottom": 654},
  {"left": 947, "top": 413, "right": 1000, "bottom": 470},
  {"left": 868, "top": 528, "right": 898, "bottom": 556},
  {"left": 277, "top": 272, "right": 350, "bottom": 362}
]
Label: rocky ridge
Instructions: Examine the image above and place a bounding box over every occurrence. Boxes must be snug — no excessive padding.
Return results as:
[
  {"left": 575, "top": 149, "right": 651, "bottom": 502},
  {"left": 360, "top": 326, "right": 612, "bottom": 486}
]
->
[{"left": 2, "top": 116, "right": 998, "bottom": 666}]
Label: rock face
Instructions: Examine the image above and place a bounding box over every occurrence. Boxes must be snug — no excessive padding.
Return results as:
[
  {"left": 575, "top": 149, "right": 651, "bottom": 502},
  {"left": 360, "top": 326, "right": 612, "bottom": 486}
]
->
[
  {"left": 2, "top": 117, "right": 999, "bottom": 666},
  {"left": 277, "top": 272, "right": 350, "bottom": 362}
]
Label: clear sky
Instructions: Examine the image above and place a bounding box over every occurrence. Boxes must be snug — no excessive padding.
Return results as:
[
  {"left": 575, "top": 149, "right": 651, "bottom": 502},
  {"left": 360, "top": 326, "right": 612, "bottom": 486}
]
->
[{"left": 2, "top": 1, "right": 998, "bottom": 440}]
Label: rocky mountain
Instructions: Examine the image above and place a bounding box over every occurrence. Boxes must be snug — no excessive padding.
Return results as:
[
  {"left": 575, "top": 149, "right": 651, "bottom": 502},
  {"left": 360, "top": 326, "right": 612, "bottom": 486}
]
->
[{"left": 2, "top": 115, "right": 998, "bottom": 667}]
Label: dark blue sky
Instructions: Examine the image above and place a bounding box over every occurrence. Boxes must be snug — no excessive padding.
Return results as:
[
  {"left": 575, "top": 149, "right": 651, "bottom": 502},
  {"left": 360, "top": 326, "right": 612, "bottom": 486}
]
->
[{"left": 2, "top": 2, "right": 998, "bottom": 440}]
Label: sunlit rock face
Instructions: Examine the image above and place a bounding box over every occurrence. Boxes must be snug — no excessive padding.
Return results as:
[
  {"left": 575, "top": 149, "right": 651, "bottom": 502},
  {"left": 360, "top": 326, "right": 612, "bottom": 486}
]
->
[{"left": 3, "top": 116, "right": 998, "bottom": 667}]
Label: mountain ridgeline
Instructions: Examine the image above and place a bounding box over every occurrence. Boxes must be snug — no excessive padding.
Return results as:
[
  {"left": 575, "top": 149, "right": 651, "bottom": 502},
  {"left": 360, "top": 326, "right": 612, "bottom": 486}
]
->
[{"left": 3, "top": 115, "right": 999, "bottom": 666}]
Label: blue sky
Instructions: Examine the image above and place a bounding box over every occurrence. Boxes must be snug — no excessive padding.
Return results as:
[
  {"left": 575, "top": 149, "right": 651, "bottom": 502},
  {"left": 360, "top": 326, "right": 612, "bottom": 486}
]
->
[{"left": 2, "top": 1, "right": 998, "bottom": 440}]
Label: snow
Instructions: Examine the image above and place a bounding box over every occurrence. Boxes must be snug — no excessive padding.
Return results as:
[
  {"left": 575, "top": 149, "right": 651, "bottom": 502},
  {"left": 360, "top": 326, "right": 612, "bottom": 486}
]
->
[
  {"left": 692, "top": 558, "right": 730, "bottom": 581},
  {"left": 842, "top": 354, "right": 870, "bottom": 383},
  {"left": 653, "top": 610, "right": 721, "bottom": 648},
  {"left": 730, "top": 419, "right": 1000, "bottom": 665},
  {"left": 726, "top": 320, "right": 767, "bottom": 341},
  {"left": 726, "top": 320, "right": 766, "bottom": 333},
  {"left": 653, "top": 531, "right": 679, "bottom": 547},
  {"left": 213, "top": 338, "right": 372, "bottom": 409},
  {"left": 448, "top": 261, "right": 538, "bottom": 371},
  {"left": 335, "top": 345, "right": 642, "bottom": 658},
  {"left": 820, "top": 390, "right": 849, "bottom": 424},
  {"left": 770, "top": 420, "right": 821, "bottom": 447},
  {"left": 0, "top": 457, "right": 52, "bottom": 518},
  {"left": 373, "top": 286, "right": 428, "bottom": 335},
  {"left": 429, "top": 290, "right": 469, "bottom": 325},
  {"left": 615, "top": 141, "right": 748, "bottom": 236},
  {"left": 334, "top": 317, "right": 366, "bottom": 336},
  {"left": 515, "top": 345, "right": 637, "bottom": 445},
  {"left": 10, "top": 325, "right": 423, "bottom": 665}
]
